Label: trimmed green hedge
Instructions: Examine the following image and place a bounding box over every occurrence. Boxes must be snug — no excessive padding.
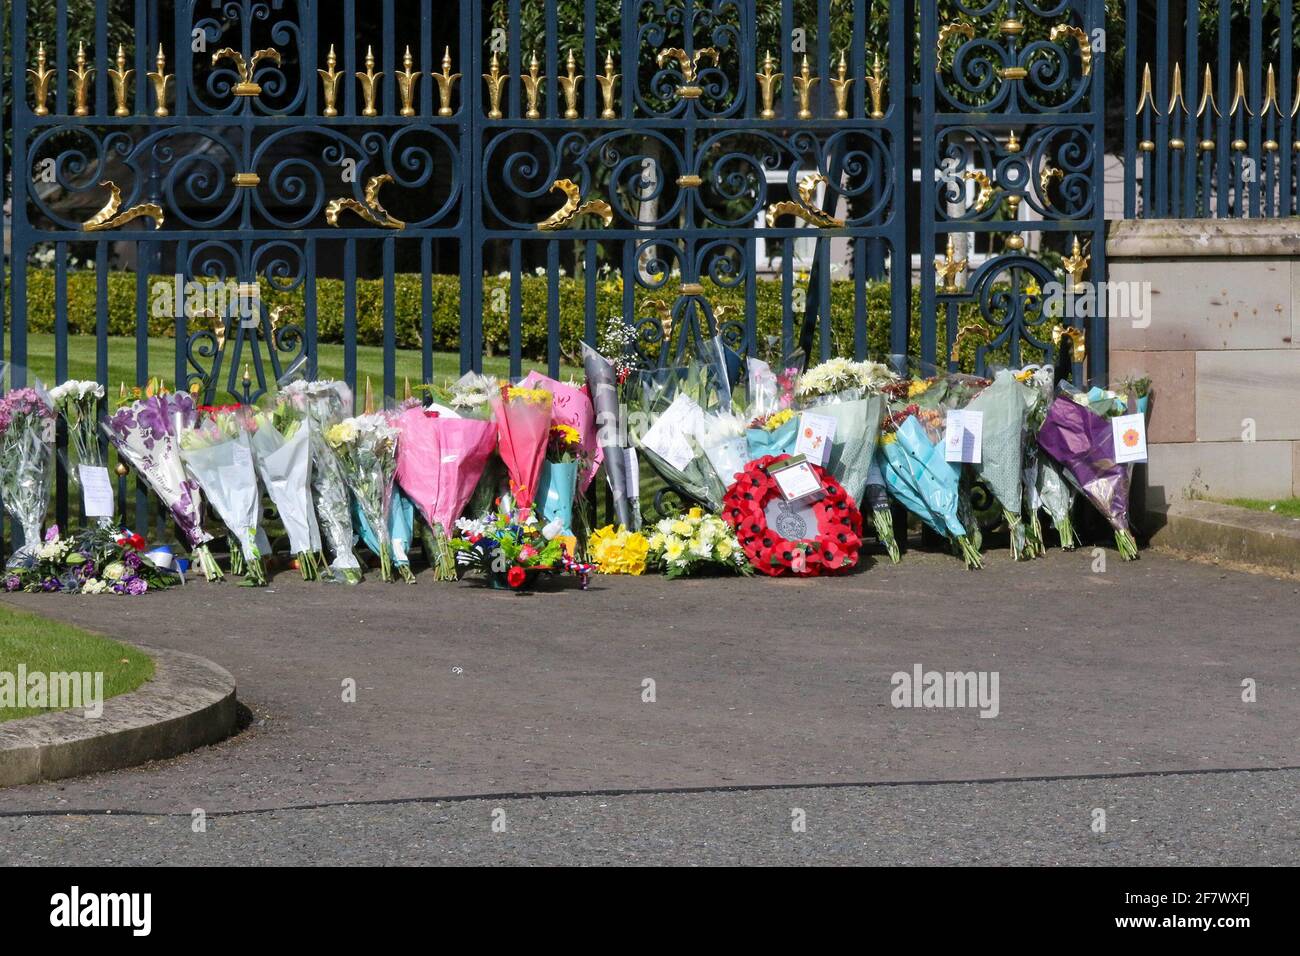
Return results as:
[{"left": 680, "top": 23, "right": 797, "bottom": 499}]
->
[{"left": 18, "top": 268, "right": 993, "bottom": 365}]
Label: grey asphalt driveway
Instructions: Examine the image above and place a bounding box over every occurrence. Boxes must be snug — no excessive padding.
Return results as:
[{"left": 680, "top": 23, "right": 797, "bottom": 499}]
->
[
  {"left": 2, "top": 768, "right": 1297, "bottom": 865},
  {"left": 1, "top": 549, "right": 1296, "bottom": 826}
]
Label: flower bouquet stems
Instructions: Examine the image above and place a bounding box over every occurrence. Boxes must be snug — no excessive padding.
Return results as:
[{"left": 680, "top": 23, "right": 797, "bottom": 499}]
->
[
  {"left": 227, "top": 534, "right": 246, "bottom": 575},
  {"left": 249, "top": 405, "right": 325, "bottom": 582}
]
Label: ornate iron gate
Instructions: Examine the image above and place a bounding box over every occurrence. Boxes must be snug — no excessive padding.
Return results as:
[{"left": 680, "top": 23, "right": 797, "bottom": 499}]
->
[{"left": 2, "top": 0, "right": 1107, "bottom": 543}]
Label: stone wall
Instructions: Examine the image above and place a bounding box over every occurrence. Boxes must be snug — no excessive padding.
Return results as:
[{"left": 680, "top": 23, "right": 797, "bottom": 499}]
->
[{"left": 1107, "top": 219, "right": 1300, "bottom": 507}]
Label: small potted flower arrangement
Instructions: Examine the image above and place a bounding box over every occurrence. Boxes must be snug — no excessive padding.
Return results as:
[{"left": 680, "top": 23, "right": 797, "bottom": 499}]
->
[{"left": 451, "top": 504, "right": 575, "bottom": 591}]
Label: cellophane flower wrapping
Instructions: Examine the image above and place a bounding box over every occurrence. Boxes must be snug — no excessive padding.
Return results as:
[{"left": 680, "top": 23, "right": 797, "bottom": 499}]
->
[
  {"left": 964, "top": 370, "right": 1037, "bottom": 558},
  {"left": 696, "top": 411, "right": 750, "bottom": 491},
  {"left": 326, "top": 412, "right": 400, "bottom": 581},
  {"left": 248, "top": 403, "right": 323, "bottom": 581},
  {"left": 0, "top": 383, "right": 56, "bottom": 566},
  {"left": 103, "top": 391, "right": 219, "bottom": 577},
  {"left": 1035, "top": 394, "right": 1137, "bottom": 558},
  {"left": 395, "top": 406, "right": 497, "bottom": 580},
  {"left": 518, "top": 370, "right": 602, "bottom": 493},
  {"left": 638, "top": 391, "right": 726, "bottom": 512},
  {"left": 48, "top": 379, "right": 107, "bottom": 483},
  {"left": 280, "top": 380, "right": 362, "bottom": 583},
  {"left": 179, "top": 411, "right": 266, "bottom": 585},
  {"left": 878, "top": 416, "right": 981, "bottom": 568},
  {"left": 800, "top": 393, "right": 885, "bottom": 509},
  {"left": 581, "top": 343, "right": 634, "bottom": 529},
  {"left": 491, "top": 385, "right": 553, "bottom": 518},
  {"left": 1022, "top": 367, "right": 1076, "bottom": 550}
]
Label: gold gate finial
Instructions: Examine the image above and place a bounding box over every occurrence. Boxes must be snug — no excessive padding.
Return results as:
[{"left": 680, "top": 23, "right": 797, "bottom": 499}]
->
[
  {"left": 756, "top": 50, "right": 782, "bottom": 120},
  {"left": 866, "top": 52, "right": 887, "bottom": 120},
  {"left": 355, "top": 45, "right": 382, "bottom": 116},
  {"left": 830, "top": 50, "right": 852, "bottom": 119},
  {"left": 792, "top": 55, "right": 817, "bottom": 120},
  {"left": 71, "top": 42, "right": 95, "bottom": 117},
  {"left": 483, "top": 52, "right": 507, "bottom": 119},
  {"left": 521, "top": 52, "right": 544, "bottom": 119},
  {"left": 598, "top": 51, "right": 620, "bottom": 119},
  {"left": 396, "top": 46, "right": 421, "bottom": 117},
  {"left": 936, "top": 237, "right": 968, "bottom": 295},
  {"left": 435, "top": 47, "right": 461, "bottom": 116},
  {"left": 147, "top": 45, "right": 172, "bottom": 116},
  {"left": 108, "top": 44, "right": 133, "bottom": 117},
  {"left": 558, "top": 49, "right": 582, "bottom": 119},
  {"left": 318, "top": 44, "right": 342, "bottom": 116},
  {"left": 28, "top": 41, "right": 54, "bottom": 116}
]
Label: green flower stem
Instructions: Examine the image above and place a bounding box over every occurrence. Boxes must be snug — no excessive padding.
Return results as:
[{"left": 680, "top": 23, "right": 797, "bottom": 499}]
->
[
  {"left": 296, "top": 550, "right": 320, "bottom": 582},
  {"left": 872, "top": 507, "right": 901, "bottom": 564},
  {"left": 194, "top": 545, "right": 224, "bottom": 582},
  {"left": 379, "top": 542, "right": 394, "bottom": 583},
  {"left": 1114, "top": 528, "right": 1140, "bottom": 561},
  {"left": 227, "top": 535, "right": 246, "bottom": 576},
  {"left": 954, "top": 534, "right": 983, "bottom": 570},
  {"left": 430, "top": 524, "right": 458, "bottom": 582}
]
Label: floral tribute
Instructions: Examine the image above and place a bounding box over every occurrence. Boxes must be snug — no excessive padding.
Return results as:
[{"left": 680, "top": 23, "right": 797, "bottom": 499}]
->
[
  {"left": 0, "top": 385, "right": 56, "bottom": 564},
  {"left": 452, "top": 505, "right": 575, "bottom": 590},
  {"left": 5, "top": 525, "right": 176, "bottom": 595},
  {"left": 647, "top": 508, "right": 751, "bottom": 578},
  {"left": 588, "top": 525, "right": 650, "bottom": 576},
  {"left": 721, "top": 456, "right": 863, "bottom": 577}
]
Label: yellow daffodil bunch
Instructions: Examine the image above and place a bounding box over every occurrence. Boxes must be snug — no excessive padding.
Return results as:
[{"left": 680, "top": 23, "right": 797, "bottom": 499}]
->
[
  {"left": 505, "top": 386, "right": 554, "bottom": 406},
  {"left": 759, "top": 408, "right": 795, "bottom": 431},
  {"left": 646, "top": 507, "right": 752, "bottom": 579},
  {"left": 588, "top": 525, "right": 650, "bottom": 575}
]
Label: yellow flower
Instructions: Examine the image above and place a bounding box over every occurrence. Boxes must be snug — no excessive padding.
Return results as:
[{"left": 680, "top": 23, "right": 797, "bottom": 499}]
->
[
  {"left": 671, "top": 519, "right": 692, "bottom": 537},
  {"left": 687, "top": 507, "right": 703, "bottom": 521},
  {"left": 907, "top": 379, "right": 931, "bottom": 398},
  {"left": 507, "top": 386, "right": 554, "bottom": 406},
  {"left": 880, "top": 431, "right": 897, "bottom": 445},
  {"left": 763, "top": 408, "right": 795, "bottom": 431},
  {"left": 325, "top": 421, "right": 357, "bottom": 447},
  {"left": 664, "top": 539, "right": 686, "bottom": 563}
]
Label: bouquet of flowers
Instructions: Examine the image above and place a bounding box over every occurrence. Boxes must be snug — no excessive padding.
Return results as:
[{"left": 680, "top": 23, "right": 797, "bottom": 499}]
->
[
  {"left": 586, "top": 524, "right": 650, "bottom": 576},
  {"left": 964, "top": 370, "right": 1039, "bottom": 559},
  {"left": 695, "top": 410, "right": 750, "bottom": 491},
  {"left": 103, "top": 390, "right": 221, "bottom": 580},
  {"left": 536, "top": 423, "right": 584, "bottom": 535},
  {"left": 646, "top": 508, "right": 751, "bottom": 578},
  {"left": 518, "top": 370, "right": 602, "bottom": 493},
  {"left": 745, "top": 407, "right": 799, "bottom": 462},
  {"left": 279, "top": 380, "right": 363, "bottom": 584},
  {"left": 795, "top": 357, "right": 897, "bottom": 405},
  {"left": 636, "top": 390, "right": 726, "bottom": 512},
  {"left": 395, "top": 405, "right": 497, "bottom": 580},
  {"left": 179, "top": 409, "right": 266, "bottom": 586},
  {"left": 1020, "top": 367, "right": 1077, "bottom": 550},
  {"left": 0, "top": 382, "right": 56, "bottom": 566},
  {"left": 48, "top": 379, "right": 108, "bottom": 510},
  {"left": 878, "top": 414, "right": 983, "bottom": 569},
  {"left": 247, "top": 403, "right": 324, "bottom": 581},
  {"left": 581, "top": 343, "right": 636, "bottom": 529},
  {"left": 4, "top": 524, "right": 176, "bottom": 595},
  {"left": 491, "top": 385, "right": 553, "bottom": 519},
  {"left": 452, "top": 505, "right": 571, "bottom": 589},
  {"left": 326, "top": 412, "right": 400, "bottom": 582},
  {"left": 1036, "top": 392, "right": 1139, "bottom": 560}
]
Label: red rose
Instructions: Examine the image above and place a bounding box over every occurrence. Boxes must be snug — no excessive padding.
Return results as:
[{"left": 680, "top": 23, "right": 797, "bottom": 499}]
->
[
  {"left": 128, "top": 534, "right": 147, "bottom": 551},
  {"left": 506, "top": 565, "right": 526, "bottom": 588}
]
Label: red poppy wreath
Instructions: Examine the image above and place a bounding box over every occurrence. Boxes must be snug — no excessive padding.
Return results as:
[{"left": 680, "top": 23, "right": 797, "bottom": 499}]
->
[{"left": 721, "top": 455, "right": 863, "bottom": 577}]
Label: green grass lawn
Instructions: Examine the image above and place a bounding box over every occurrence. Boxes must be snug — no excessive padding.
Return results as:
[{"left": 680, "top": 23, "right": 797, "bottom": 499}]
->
[
  {"left": 1218, "top": 498, "right": 1300, "bottom": 519},
  {"left": 17, "top": 334, "right": 581, "bottom": 397},
  {"left": 0, "top": 604, "right": 154, "bottom": 722}
]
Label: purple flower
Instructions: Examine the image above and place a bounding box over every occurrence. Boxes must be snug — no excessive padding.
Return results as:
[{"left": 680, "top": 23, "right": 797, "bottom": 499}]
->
[
  {"left": 125, "top": 576, "right": 148, "bottom": 595},
  {"left": 41, "top": 577, "right": 61, "bottom": 592},
  {"left": 3, "top": 575, "right": 20, "bottom": 592},
  {"left": 44, "top": 525, "right": 60, "bottom": 542},
  {"left": 123, "top": 551, "right": 142, "bottom": 571}
]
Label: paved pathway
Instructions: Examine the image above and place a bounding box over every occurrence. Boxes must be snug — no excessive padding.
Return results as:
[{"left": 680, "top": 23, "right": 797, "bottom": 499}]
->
[
  {"left": 2, "top": 550, "right": 1296, "bottom": 826},
  {"left": 2, "top": 768, "right": 1296, "bottom": 865}
]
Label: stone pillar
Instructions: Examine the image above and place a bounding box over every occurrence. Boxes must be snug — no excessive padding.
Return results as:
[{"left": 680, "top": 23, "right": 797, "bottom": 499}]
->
[{"left": 1107, "top": 219, "right": 1300, "bottom": 508}]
